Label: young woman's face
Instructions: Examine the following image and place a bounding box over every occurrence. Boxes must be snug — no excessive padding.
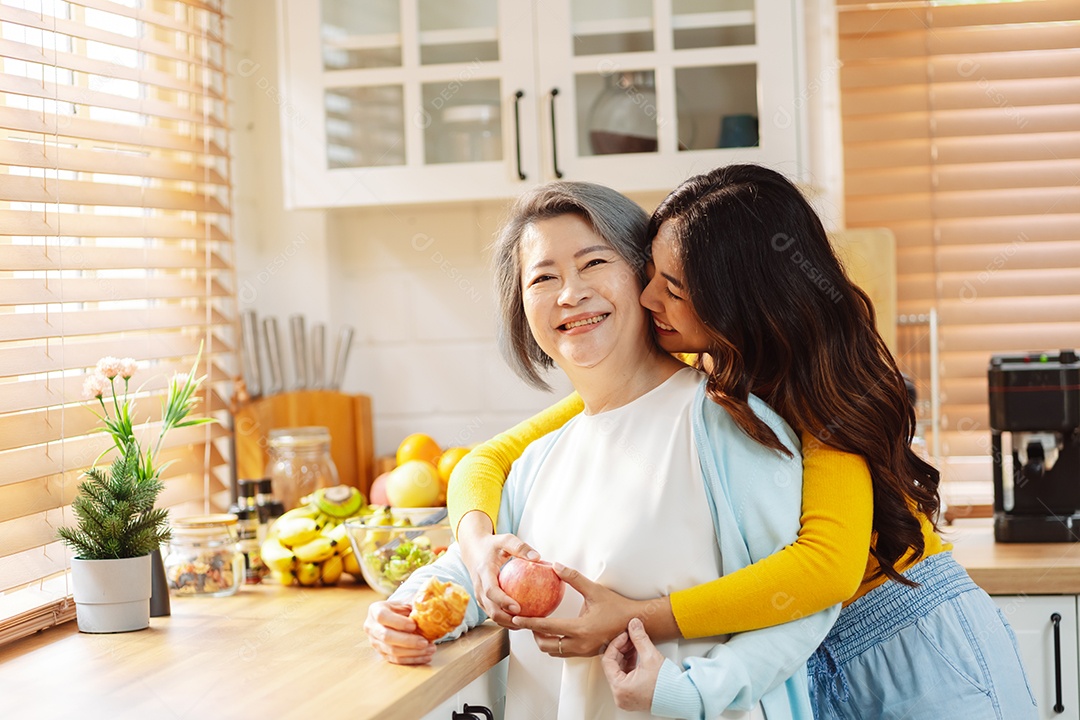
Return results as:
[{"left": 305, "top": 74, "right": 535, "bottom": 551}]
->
[
  {"left": 519, "top": 214, "right": 647, "bottom": 371},
  {"left": 640, "top": 220, "right": 712, "bottom": 354}
]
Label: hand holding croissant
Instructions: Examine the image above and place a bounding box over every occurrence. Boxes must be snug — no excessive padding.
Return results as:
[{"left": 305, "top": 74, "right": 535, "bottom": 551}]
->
[{"left": 409, "top": 577, "right": 470, "bottom": 641}]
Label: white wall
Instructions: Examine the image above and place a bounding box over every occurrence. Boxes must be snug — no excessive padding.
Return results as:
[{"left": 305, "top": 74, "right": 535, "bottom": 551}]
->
[{"left": 229, "top": 0, "right": 840, "bottom": 458}]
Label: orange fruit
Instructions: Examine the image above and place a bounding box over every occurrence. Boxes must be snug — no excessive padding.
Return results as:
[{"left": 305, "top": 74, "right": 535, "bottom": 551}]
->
[
  {"left": 437, "top": 446, "right": 471, "bottom": 484},
  {"left": 396, "top": 433, "right": 442, "bottom": 468},
  {"left": 435, "top": 447, "right": 471, "bottom": 505}
]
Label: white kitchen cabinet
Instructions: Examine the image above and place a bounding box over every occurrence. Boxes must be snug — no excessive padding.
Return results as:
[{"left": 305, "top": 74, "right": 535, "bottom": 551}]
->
[
  {"left": 276, "top": 0, "right": 806, "bottom": 208},
  {"left": 421, "top": 657, "right": 508, "bottom": 720},
  {"left": 993, "top": 595, "right": 1080, "bottom": 719}
]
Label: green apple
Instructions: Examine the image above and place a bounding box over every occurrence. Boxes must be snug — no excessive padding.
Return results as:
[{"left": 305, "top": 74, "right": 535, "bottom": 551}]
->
[{"left": 385, "top": 460, "right": 441, "bottom": 508}]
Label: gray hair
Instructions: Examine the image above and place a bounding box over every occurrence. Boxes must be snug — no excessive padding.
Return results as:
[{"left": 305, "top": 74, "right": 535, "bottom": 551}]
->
[{"left": 492, "top": 181, "right": 650, "bottom": 390}]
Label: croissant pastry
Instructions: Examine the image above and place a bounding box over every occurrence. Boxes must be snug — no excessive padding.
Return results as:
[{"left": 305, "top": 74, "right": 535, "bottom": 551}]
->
[{"left": 409, "top": 577, "right": 470, "bottom": 641}]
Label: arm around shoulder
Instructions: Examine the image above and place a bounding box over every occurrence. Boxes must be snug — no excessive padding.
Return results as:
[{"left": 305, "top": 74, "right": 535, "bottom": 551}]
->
[{"left": 670, "top": 431, "right": 873, "bottom": 637}]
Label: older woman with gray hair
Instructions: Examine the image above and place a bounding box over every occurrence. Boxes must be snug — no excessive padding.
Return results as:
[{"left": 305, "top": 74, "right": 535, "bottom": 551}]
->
[{"left": 363, "top": 181, "right": 838, "bottom": 720}]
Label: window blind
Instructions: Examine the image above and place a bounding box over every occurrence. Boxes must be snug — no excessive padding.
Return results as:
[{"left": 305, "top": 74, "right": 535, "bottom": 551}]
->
[
  {"left": 0, "top": 0, "right": 234, "bottom": 645},
  {"left": 837, "top": 0, "right": 1080, "bottom": 504}
]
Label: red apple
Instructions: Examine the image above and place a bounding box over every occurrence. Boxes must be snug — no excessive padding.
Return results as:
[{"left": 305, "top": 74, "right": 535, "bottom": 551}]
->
[
  {"left": 497, "top": 558, "right": 566, "bottom": 618},
  {"left": 369, "top": 472, "right": 391, "bottom": 505}
]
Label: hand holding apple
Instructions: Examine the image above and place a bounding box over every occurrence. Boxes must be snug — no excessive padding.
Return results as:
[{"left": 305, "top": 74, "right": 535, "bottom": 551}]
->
[
  {"left": 512, "top": 563, "right": 656, "bottom": 658},
  {"left": 456, "top": 513, "right": 542, "bottom": 628},
  {"left": 497, "top": 557, "right": 566, "bottom": 618}
]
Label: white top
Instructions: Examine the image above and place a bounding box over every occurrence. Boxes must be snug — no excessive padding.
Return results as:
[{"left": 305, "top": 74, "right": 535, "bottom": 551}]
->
[{"left": 508, "top": 367, "right": 762, "bottom": 720}]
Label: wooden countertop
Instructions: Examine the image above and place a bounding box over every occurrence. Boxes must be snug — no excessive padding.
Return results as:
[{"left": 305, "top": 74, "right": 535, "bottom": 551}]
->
[
  {"left": 4, "top": 524, "right": 1080, "bottom": 719},
  {"left": 0, "top": 582, "right": 508, "bottom": 720},
  {"left": 944, "top": 520, "right": 1080, "bottom": 595}
]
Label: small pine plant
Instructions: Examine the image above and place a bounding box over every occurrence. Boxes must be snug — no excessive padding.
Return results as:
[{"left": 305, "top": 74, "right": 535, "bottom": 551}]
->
[
  {"left": 57, "top": 445, "right": 171, "bottom": 559},
  {"left": 59, "top": 350, "right": 215, "bottom": 560}
]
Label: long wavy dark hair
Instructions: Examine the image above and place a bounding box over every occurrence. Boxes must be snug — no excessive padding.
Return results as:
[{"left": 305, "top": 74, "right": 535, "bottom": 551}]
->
[{"left": 649, "top": 164, "right": 940, "bottom": 585}]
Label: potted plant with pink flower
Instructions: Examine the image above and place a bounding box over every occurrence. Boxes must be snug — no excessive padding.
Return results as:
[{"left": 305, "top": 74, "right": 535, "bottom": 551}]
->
[{"left": 58, "top": 353, "right": 214, "bottom": 633}]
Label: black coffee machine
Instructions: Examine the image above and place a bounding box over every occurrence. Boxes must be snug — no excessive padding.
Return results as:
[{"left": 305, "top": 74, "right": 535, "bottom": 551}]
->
[{"left": 990, "top": 349, "right": 1080, "bottom": 542}]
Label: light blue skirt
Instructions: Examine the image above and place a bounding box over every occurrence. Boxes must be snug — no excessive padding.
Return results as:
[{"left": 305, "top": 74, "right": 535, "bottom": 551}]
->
[{"left": 808, "top": 552, "right": 1037, "bottom": 720}]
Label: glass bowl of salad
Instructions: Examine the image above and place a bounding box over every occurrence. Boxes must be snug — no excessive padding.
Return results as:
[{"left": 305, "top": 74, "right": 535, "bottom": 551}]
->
[{"left": 344, "top": 516, "right": 453, "bottom": 597}]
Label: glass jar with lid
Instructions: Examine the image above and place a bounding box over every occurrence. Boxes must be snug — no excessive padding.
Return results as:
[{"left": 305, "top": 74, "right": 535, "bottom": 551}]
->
[
  {"left": 164, "top": 514, "right": 244, "bottom": 597},
  {"left": 266, "top": 426, "right": 340, "bottom": 511}
]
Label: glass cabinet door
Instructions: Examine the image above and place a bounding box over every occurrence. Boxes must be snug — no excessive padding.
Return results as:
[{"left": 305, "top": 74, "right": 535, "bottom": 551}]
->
[
  {"left": 319, "top": 0, "right": 507, "bottom": 171},
  {"left": 320, "top": 0, "right": 406, "bottom": 168},
  {"left": 280, "top": 0, "right": 535, "bottom": 207},
  {"left": 535, "top": 0, "right": 802, "bottom": 189}
]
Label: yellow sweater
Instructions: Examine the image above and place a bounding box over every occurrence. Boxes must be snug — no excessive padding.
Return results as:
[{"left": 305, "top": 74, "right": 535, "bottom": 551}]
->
[{"left": 447, "top": 392, "right": 949, "bottom": 637}]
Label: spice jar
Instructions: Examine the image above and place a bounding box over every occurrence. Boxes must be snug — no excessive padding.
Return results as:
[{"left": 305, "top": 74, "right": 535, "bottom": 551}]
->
[
  {"left": 230, "top": 480, "right": 265, "bottom": 584},
  {"left": 164, "top": 514, "right": 244, "bottom": 597},
  {"left": 266, "top": 426, "right": 340, "bottom": 511},
  {"left": 255, "top": 477, "right": 285, "bottom": 539}
]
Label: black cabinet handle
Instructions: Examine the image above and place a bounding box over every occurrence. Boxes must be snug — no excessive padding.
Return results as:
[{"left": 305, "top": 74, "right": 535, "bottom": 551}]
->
[
  {"left": 512, "top": 90, "right": 526, "bottom": 181},
  {"left": 452, "top": 704, "right": 494, "bottom": 720},
  {"left": 1052, "top": 612, "right": 1064, "bottom": 713},
  {"left": 549, "top": 88, "right": 563, "bottom": 178}
]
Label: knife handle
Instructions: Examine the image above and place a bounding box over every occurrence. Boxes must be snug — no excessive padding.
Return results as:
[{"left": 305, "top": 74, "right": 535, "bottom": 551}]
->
[
  {"left": 330, "top": 325, "right": 354, "bottom": 390},
  {"left": 241, "top": 310, "right": 262, "bottom": 398},
  {"left": 290, "top": 314, "right": 307, "bottom": 390},
  {"left": 262, "top": 317, "right": 284, "bottom": 395},
  {"left": 311, "top": 323, "right": 326, "bottom": 390}
]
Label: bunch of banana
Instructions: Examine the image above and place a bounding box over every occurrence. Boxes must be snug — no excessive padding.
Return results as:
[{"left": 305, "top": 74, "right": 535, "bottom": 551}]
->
[
  {"left": 299, "top": 485, "right": 368, "bottom": 531},
  {"left": 262, "top": 486, "right": 371, "bottom": 587}
]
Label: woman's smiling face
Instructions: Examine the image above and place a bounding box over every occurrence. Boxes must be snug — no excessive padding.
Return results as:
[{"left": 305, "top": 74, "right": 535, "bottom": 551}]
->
[
  {"left": 519, "top": 213, "right": 648, "bottom": 372},
  {"left": 640, "top": 220, "right": 712, "bottom": 355}
]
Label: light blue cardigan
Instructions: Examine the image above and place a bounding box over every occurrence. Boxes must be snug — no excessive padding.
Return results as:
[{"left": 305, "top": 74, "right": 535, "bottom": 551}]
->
[{"left": 391, "top": 379, "right": 840, "bottom": 720}]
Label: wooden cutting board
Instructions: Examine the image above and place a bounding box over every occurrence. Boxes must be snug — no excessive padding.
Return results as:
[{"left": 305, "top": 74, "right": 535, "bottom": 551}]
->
[{"left": 232, "top": 390, "right": 375, "bottom": 496}]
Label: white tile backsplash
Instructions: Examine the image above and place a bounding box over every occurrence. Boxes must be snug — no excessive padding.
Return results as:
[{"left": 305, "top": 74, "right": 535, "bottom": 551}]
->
[
  {"left": 338, "top": 271, "right": 415, "bottom": 345},
  {"left": 370, "top": 341, "right": 488, "bottom": 415},
  {"left": 409, "top": 267, "right": 496, "bottom": 342},
  {"left": 481, "top": 350, "right": 575, "bottom": 414},
  {"left": 330, "top": 203, "right": 485, "bottom": 272}
]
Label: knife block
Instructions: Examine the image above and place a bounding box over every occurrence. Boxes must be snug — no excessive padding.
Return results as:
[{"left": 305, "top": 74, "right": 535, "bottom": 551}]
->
[{"left": 232, "top": 390, "right": 375, "bottom": 497}]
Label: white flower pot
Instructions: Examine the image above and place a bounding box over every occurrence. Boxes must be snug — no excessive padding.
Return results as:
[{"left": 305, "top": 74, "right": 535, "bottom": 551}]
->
[{"left": 70, "top": 555, "right": 152, "bottom": 633}]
